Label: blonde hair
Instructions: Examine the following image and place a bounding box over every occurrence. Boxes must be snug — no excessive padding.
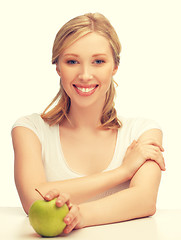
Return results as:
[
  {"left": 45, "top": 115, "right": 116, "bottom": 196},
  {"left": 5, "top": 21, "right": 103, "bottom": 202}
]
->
[{"left": 41, "top": 13, "right": 122, "bottom": 129}]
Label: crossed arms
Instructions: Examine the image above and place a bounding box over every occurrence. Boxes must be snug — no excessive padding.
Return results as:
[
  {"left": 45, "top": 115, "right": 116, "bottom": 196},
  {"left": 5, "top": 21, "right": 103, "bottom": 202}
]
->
[{"left": 12, "top": 127, "right": 165, "bottom": 234}]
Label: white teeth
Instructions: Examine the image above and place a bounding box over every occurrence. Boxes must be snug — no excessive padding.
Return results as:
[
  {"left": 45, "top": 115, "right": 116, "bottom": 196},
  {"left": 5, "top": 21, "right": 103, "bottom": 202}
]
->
[{"left": 76, "top": 87, "right": 96, "bottom": 93}]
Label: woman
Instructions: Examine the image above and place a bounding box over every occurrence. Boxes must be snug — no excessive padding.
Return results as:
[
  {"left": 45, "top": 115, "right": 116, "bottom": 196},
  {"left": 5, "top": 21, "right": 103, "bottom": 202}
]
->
[{"left": 11, "top": 13, "right": 165, "bottom": 234}]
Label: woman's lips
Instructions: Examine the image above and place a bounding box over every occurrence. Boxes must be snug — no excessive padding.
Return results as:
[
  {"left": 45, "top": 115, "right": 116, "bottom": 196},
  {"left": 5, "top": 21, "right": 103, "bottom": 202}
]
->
[{"left": 73, "top": 84, "right": 98, "bottom": 96}]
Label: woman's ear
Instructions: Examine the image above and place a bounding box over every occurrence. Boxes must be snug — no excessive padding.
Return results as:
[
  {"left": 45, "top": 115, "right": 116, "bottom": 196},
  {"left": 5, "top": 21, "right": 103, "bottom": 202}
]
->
[
  {"left": 112, "top": 65, "right": 118, "bottom": 76},
  {"left": 56, "top": 64, "right": 61, "bottom": 77}
]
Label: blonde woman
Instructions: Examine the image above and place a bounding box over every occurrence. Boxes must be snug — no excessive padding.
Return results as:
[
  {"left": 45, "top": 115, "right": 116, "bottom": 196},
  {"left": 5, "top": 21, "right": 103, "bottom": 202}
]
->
[{"left": 11, "top": 13, "right": 165, "bottom": 234}]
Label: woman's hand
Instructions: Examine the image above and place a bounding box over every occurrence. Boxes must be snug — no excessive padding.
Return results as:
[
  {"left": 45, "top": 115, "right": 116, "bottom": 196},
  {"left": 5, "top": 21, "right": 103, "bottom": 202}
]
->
[
  {"left": 122, "top": 139, "right": 165, "bottom": 179},
  {"left": 44, "top": 189, "right": 84, "bottom": 234}
]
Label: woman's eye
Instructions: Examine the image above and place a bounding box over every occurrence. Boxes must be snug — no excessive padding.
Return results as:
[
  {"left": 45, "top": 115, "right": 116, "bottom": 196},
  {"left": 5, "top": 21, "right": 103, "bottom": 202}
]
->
[
  {"left": 94, "top": 60, "right": 105, "bottom": 64},
  {"left": 67, "top": 60, "right": 78, "bottom": 64}
]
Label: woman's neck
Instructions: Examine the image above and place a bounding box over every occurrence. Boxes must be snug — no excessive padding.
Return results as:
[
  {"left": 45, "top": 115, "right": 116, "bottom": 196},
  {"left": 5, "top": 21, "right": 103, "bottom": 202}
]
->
[{"left": 66, "top": 101, "right": 105, "bottom": 130}]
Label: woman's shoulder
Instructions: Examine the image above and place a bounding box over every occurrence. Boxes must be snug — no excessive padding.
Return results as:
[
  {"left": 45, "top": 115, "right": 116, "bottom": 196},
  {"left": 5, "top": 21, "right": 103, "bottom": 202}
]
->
[
  {"left": 11, "top": 113, "right": 53, "bottom": 142},
  {"left": 12, "top": 113, "right": 45, "bottom": 129},
  {"left": 118, "top": 115, "right": 162, "bottom": 141},
  {"left": 118, "top": 115, "right": 161, "bottom": 127}
]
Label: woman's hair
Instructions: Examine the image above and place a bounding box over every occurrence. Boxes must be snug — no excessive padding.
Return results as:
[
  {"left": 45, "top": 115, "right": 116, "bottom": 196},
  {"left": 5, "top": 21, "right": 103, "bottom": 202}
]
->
[{"left": 41, "top": 12, "right": 122, "bottom": 129}]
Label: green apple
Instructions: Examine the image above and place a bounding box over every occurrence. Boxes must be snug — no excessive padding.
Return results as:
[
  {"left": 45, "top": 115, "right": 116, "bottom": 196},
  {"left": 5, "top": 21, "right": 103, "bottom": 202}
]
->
[{"left": 29, "top": 198, "right": 69, "bottom": 237}]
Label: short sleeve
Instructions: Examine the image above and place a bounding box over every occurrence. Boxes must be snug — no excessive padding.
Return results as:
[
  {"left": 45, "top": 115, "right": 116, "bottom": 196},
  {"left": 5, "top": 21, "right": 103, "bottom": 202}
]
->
[
  {"left": 11, "top": 113, "right": 43, "bottom": 143},
  {"left": 130, "top": 118, "right": 162, "bottom": 141}
]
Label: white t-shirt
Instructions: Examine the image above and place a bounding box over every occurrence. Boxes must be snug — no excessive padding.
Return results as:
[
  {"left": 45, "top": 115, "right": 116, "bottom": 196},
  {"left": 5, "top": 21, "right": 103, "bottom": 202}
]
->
[{"left": 11, "top": 113, "right": 162, "bottom": 201}]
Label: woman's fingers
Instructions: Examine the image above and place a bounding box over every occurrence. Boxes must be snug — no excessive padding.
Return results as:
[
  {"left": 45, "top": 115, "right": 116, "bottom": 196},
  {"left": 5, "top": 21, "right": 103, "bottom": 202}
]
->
[
  {"left": 152, "top": 142, "right": 164, "bottom": 152},
  {"left": 138, "top": 138, "right": 164, "bottom": 152},
  {"left": 64, "top": 205, "right": 80, "bottom": 234},
  {"left": 153, "top": 147, "right": 165, "bottom": 170},
  {"left": 44, "top": 190, "right": 71, "bottom": 208},
  {"left": 43, "top": 190, "right": 82, "bottom": 234},
  {"left": 56, "top": 193, "right": 70, "bottom": 207},
  {"left": 64, "top": 204, "right": 80, "bottom": 224},
  {"left": 44, "top": 189, "right": 59, "bottom": 201},
  {"left": 64, "top": 217, "right": 79, "bottom": 234},
  {"left": 136, "top": 142, "right": 166, "bottom": 171},
  {"left": 155, "top": 150, "right": 166, "bottom": 171},
  {"left": 147, "top": 146, "right": 166, "bottom": 171}
]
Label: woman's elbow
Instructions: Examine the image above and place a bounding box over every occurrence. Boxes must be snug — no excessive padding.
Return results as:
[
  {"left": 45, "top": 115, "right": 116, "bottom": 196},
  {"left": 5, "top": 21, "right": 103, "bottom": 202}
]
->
[
  {"left": 148, "top": 203, "right": 157, "bottom": 216},
  {"left": 138, "top": 192, "right": 157, "bottom": 217},
  {"left": 20, "top": 193, "right": 39, "bottom": 215},
  {"left": 23, "top": 205, "right": 29, "bottom": 216},
  {"left": 143, "top": 200, "right": 157, "bottom": 217},
  {"left": 22, "top": 200, "right": 34, "bottom": 215}
]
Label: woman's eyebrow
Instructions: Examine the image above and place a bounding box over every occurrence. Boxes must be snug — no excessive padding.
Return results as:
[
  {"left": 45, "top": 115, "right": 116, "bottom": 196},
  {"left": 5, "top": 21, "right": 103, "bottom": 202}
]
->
[
  {"left": 92, "top": 54, "right": 107, "bottom": 57},
  {"left": 63, "top": 53, "right": 79, "bottom": 57}
]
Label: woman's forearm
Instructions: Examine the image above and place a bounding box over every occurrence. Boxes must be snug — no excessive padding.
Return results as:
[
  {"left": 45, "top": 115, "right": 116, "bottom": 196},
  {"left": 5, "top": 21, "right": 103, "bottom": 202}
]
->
[
  {"left": 79, "top": 186, "right": 156, "bottom": 228},
  {"left": 36, "top": 167, "right": 129, "bottom": 204},
  {"left": 79, "top": 161, "right": 161, "bottom": 228}
]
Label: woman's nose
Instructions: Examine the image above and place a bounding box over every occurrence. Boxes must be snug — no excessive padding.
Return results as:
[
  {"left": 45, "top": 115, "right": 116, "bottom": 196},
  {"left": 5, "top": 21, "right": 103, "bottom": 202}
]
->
[{"left": 78, "top": 65, "right": 93, "bottom": 81}]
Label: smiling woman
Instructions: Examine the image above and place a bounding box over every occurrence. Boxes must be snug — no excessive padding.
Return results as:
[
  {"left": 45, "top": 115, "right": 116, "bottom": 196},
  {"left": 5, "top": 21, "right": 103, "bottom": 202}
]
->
[
  {"left": 56, "top": 32, "right": 118, "bottom": 110},
  {"left": 40, "top": 13, "right": 121, "bottom": 129},
  {"left": 11, "top": 12, "right": 165, "bottom": 235}
]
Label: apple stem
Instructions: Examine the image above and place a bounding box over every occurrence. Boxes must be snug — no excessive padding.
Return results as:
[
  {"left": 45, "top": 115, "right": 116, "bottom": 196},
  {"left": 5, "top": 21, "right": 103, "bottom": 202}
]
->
[{"left": 35, "top": 188, "right": 45, "bottom": 200}]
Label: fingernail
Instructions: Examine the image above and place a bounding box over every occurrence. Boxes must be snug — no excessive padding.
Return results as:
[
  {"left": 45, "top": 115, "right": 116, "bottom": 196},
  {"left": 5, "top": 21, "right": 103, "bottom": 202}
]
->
[
  {"left": 56, "top": 199, "right": 62, "bottom": 206},
  {"left": 64, "top": 227, "right": 70, "bottom": 234},
  {"left": 65, "top": 217, "right": 70, "bottom": 223}
]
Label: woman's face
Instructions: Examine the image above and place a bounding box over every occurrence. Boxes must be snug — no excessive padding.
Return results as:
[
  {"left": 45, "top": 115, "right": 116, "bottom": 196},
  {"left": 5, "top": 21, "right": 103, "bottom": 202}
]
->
[{"left": 56, "top": 32, "right": 118, "bottom": 109}]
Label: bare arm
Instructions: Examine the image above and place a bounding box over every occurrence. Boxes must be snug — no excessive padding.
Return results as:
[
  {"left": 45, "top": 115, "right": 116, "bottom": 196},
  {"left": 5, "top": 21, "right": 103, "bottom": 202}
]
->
[
  {"left": 12, "top": 126, "right": 129, "bottom": 214},
  {"left": 78, "top": 129, "right": 163, "bottom": 227},
  {"left": 80, "top": 160, "right": 161, "bottom": 227}
]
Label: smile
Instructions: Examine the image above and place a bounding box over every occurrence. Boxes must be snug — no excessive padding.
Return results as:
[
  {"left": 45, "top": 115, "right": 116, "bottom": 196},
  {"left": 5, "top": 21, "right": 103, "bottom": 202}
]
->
[{"left": 73, "top": 84, "right": 98, "bottom": 96}]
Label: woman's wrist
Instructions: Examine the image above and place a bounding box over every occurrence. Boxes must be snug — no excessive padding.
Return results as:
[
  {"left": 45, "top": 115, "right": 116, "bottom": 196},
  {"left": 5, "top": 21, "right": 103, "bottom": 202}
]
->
[
  {"left": 78, "top": 203, "right": 90, "bottom": 228},
  {"left": 78, "top": 200, "right": 100, "bottom": 228},
  {"left": 116, "top": 165, "right": 132, "bottom": 182}
]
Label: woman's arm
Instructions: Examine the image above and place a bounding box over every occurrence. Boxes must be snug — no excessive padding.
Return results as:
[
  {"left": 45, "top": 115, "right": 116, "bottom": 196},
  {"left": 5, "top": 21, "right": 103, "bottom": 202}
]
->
[
  {"left": 33, "top": 129, "right": 164, "bottom": 234},
  {"left": 78, "top": 129, "right": 163, "bottom": 227},
  {"left": 80, "top": 160, "right": 161, "bottom": 227},
  {"left": 12, "top": 125, "right": 164, "bottom": 216},
  {"left": 12, "top": 126, "right": 129, "bottom": 214}
]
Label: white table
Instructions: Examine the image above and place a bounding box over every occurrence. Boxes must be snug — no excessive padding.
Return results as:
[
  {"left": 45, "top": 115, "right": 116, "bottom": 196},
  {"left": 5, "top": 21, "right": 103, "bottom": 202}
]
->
[{"left": 1, "top": 207, "right": 181, "bottom": 239}]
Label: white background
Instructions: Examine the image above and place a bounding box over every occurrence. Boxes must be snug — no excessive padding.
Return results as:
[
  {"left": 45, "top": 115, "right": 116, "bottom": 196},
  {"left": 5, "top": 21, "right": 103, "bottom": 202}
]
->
[{"left": 0, "top": 0, "right": 180, "bottom": 209}]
